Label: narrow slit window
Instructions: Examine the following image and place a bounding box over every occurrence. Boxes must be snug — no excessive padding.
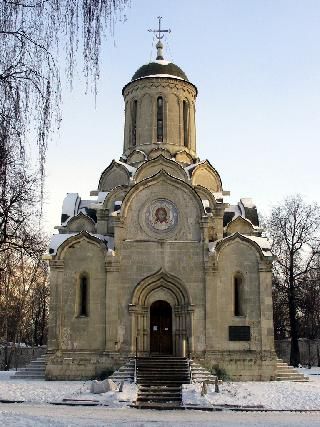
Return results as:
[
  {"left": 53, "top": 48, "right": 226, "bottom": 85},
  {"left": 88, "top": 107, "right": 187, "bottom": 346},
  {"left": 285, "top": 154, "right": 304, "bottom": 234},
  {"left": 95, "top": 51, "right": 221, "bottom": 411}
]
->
[
  {"left": 183, "top": 100, "right": 189, "bottom": 147},
  {"left": 79, "top": 276, "right": 88, "bottom": 317},
  {"left": 157, "top": 96, "right": 163, "bottom": 142},
  {"left": 234, "top": 276, "right": 243, "bottom": 317},
  {"left": 131, "top": 100, "right": 137, "bottom": 146}
]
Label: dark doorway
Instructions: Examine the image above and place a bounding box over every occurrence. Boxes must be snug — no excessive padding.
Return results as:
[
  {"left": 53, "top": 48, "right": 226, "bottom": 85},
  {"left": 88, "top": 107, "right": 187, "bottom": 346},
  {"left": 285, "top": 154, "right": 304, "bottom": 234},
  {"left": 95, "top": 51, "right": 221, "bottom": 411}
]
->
[{"left": 150, "top": 300, "right": 173, "bottom": 354}]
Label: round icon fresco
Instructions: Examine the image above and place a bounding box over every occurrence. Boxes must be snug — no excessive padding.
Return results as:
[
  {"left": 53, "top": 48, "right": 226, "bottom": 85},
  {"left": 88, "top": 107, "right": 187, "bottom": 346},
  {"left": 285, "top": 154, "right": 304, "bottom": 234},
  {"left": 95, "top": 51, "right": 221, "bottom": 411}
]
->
[{"left": 145, "top": 199, "right": 178, "bottom": 233}]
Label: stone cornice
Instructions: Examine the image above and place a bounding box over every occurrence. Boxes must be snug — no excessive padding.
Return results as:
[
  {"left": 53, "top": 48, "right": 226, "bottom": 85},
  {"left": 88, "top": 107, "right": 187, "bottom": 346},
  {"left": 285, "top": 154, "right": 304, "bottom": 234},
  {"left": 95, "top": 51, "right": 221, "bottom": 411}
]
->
[
  {"left": 123, "top": 78, "right": 197, "bottom": 98},
  {"left": 49, "top": 260, "right": 64, "bottom": 270}
]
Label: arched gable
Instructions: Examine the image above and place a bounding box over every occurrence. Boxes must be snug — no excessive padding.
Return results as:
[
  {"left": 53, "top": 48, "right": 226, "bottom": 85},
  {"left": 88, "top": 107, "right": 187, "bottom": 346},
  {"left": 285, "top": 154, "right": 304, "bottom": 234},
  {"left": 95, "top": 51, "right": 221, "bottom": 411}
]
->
[
  {"left": 131, "top": 268, "right": 191, "bottom": 307},
  {"left": 121, "top": 169, "right": 204, "bottom": 218},
  {"left": 225, "top": 216, "right": 254, "bottom": 236},
  {"left": 191, "top": 160, "right": 223, "bottom": 192},
  {"left": 65, "top": 212, "right": 96, "bottom": 233},
  {"left": 98, "top": 160, "right": 130, "bottom": 191},
  {"left": 194, "top": 185, "right": 217, "bottom": 211},
  {"left": 148, "top": 147, "right": 172, "bottom": 160},
  {"left": 134, "top": 155, "right": 189, "bottom": 183},
  {"left": 126, "top": 149, "right": 147, "bottom": 166},
  {"left": 103, "top": 185, "right": 129, "bottom": 211},
  {"left": 175, "top": 150, "right": 193, "bottom": 165},
  {"left": 121, "top": 170, "right": 204, "bottom": 241},
  {"left": 212, "top": 233, "right": 266, "bottom": 262},
  {"left": 55, "top": 231, "right": 108, "bottom": 260}
]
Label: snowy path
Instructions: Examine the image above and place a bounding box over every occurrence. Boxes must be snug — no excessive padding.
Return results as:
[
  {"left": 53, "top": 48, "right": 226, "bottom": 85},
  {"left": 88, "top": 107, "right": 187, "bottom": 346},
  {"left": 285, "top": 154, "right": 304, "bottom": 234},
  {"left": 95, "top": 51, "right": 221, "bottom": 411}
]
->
[{"left": 0, "top": 403, "right": 320, "bottom": 427}]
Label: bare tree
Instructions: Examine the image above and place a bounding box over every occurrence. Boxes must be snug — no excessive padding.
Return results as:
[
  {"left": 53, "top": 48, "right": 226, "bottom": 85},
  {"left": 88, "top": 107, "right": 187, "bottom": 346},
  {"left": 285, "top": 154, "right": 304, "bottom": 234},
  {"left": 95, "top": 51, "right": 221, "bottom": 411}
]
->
[
  {"left": 0, "top": 0, "right": 129, "bottom": 182},
  {"left": 299, "top": 259, "right": 320, "bottom": 341},
  {"left": 0, "top": 235, "right": 48, "bottom": 369},
  {"left": 0, "top": 1, "right": 129, "bottom": 368},
  {"left": 267, "top": 195, "right": 320, "bottom": 366}
]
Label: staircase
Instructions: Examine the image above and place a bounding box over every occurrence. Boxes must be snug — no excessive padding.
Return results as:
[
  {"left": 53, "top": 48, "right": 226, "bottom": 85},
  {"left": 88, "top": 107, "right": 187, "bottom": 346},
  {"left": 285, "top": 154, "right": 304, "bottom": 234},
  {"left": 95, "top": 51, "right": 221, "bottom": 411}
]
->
[
  {"left": 275, "top": 358, "right": 309, "bottom": 382},
  {"left": 134, "top": 356, "right": 190, "bottom": 409},
  {"left": 189, "top": 360, "right": 217, "bottom": 384},
  {"left": 11, "top": 354, "right": 47, "bottom": 380},
  {"left": 109, "top": 359, "right": 135, "bottom": 383}
]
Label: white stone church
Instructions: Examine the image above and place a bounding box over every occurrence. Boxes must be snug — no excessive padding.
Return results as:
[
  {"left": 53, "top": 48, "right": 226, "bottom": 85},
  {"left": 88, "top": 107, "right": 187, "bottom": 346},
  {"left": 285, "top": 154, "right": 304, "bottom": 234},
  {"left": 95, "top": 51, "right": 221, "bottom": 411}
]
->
[{"left": 46, "top": 33, "right": 277, "bottom": 381}]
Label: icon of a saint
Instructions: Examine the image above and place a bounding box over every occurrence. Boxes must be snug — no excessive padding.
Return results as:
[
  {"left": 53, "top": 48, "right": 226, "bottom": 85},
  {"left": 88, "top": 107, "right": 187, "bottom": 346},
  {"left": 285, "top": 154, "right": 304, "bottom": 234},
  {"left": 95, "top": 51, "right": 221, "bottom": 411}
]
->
[{"left": 155, "top": 207, "right": 168, "bottom": 224}]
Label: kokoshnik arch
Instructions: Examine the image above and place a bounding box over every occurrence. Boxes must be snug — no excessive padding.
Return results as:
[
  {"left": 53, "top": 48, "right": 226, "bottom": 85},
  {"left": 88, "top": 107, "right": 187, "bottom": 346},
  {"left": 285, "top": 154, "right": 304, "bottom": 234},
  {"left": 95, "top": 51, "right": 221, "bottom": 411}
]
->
[{"left": 45, "top": 21, "right": 277, "bottom": 380}]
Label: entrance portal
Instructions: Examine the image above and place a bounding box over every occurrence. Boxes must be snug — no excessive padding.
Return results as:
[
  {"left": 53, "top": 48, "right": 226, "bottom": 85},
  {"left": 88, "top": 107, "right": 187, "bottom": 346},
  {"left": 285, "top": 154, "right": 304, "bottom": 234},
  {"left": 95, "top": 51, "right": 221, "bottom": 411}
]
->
[{"left": 150, "top": 300, "right": 173, "bottom": 354}]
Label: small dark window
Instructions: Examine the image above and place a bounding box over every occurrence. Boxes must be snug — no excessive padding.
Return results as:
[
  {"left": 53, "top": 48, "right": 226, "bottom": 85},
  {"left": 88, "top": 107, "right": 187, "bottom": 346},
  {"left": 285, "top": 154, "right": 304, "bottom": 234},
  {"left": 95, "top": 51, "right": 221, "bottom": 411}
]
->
[
  {"left": 157, "top": 96, "right": 163, "bottom": 142},
  {"left": 131, "top": 100, "right": 137, "bottom": 146},
  {"left": 79, "top": 276, "right": 88, "bottom": 316},
  {"left": 234, "top": 276, "right": 243, "bottom": 317},
  {"left": 183, "top": 100, "right": 189, "bottom": 147}
]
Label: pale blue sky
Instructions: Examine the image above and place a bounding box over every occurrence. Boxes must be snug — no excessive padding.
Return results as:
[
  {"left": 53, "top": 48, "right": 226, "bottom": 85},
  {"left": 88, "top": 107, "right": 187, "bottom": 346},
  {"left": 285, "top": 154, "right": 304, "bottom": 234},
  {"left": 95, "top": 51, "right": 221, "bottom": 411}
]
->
[{"left": 43, "top": 0, "right": 320, "bottom": 232}]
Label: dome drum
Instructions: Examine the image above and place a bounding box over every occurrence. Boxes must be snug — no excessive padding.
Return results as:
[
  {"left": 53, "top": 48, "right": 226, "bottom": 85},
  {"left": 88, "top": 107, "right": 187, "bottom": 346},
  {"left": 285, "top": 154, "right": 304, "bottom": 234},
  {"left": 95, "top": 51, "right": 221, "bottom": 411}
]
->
[{"left": 122, "top": 77, "right": 197, "bottom": 163}]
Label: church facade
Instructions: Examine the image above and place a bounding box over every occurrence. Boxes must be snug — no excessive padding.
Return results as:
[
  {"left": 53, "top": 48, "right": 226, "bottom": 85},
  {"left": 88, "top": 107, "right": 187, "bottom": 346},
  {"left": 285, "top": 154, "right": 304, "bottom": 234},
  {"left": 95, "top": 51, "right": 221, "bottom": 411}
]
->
[{"left": 46, "top": 38, "right": 277, "bottom": 381}]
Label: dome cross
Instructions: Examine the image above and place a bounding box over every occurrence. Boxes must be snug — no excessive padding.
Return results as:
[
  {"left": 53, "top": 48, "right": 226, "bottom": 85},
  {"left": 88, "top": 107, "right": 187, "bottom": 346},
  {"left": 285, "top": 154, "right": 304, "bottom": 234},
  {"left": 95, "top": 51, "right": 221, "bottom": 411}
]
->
[
  {"left": 148, "top": 16, "right": 171, "bottom": 60},
  {"left": 148, "top": 16, "right": 171, "bottom": 41}
]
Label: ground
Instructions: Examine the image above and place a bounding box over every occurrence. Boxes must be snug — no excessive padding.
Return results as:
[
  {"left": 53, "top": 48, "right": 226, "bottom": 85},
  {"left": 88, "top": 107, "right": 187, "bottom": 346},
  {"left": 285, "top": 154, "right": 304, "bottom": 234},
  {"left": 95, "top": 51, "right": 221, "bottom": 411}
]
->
[{"left": 0, "top": 368, "right": 319, "bottom": 426}]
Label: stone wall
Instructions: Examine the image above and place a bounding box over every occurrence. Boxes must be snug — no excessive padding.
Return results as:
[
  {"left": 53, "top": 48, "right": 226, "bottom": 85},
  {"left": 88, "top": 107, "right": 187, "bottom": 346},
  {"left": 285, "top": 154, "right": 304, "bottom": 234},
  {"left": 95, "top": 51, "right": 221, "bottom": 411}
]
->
[
  {"left": 0, "top": 346, "right": 46, "bottom": 369},
  {"left": 275, "top": 339, "right": 320, "bottom": 366}
]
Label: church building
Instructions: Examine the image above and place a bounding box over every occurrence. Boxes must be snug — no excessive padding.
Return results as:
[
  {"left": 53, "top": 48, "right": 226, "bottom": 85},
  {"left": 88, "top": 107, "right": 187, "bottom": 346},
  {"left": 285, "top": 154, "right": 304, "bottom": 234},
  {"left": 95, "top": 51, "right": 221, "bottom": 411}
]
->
[{"left": 46, "top": 26, "right": 277, "bottom": 381}]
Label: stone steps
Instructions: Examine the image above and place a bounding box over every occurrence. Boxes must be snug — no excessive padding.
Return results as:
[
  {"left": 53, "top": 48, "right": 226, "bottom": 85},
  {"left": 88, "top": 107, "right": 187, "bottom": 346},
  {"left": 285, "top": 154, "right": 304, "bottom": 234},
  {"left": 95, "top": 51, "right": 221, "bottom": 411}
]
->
[
  {"left": 11, "top": 354, "right": 47, "bottom": 380},
  {"left": 109, "top": 359, "right": 135, "bottom": 383},
  {"left": 134, "top": 356, "right": 190, "bottom": 409},
  {"left": 189, "top": 360, "right": 217, "bottom": 384},
  {"left": 274, "top": 358, "right": 309, "bottom": 382}
]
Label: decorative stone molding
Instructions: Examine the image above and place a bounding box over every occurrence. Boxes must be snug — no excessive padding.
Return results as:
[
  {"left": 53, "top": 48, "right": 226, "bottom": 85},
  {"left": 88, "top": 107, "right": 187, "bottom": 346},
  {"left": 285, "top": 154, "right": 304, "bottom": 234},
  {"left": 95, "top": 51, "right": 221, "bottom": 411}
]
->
[{"left": 49, "top": 260, "right": 64, "bottom": 270}]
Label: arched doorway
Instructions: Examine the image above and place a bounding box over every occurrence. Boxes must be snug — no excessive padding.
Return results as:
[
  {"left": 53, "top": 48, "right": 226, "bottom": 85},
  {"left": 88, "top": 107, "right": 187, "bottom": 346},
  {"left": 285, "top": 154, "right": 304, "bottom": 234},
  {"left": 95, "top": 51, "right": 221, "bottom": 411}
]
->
[
  {"left": 130, "top": 269, "right": 194, "bottom": 356},
  {"left": 150, "top": 300, "right": 172, "bottom": 354}
]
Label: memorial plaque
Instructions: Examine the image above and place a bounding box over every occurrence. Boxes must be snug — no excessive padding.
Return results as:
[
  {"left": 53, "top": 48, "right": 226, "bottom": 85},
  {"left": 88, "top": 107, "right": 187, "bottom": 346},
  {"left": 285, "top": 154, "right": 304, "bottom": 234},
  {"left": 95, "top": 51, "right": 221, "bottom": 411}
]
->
[{"left": 229, "top": 326, "right": 251, "bottom": 341}]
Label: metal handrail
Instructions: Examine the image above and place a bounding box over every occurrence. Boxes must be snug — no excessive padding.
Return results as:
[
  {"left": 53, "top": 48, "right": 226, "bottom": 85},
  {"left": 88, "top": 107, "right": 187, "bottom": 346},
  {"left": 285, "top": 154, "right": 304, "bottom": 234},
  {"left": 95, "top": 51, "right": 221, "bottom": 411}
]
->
[
  {"left": 134, "top": 336, "right": 138, "bottom": 384},
  {"left": 134, "top": 357, "right": 137, "bottom": 384},
  {"left": 189, "top": 358, "right": 193, "bottom": 383},
  {"left": 186, "top": 336, "right": 190, "bottom": 359},
  {"left": 135, "top": 336, "right": 138, "bottom": 359}
]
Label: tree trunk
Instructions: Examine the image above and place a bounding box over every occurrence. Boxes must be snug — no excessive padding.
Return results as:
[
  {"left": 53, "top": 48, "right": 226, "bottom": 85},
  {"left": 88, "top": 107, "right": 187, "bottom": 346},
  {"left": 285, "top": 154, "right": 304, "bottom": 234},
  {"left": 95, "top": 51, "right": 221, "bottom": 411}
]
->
[{"left": 288, "top": 259, "right": 300, "bottom": 366}]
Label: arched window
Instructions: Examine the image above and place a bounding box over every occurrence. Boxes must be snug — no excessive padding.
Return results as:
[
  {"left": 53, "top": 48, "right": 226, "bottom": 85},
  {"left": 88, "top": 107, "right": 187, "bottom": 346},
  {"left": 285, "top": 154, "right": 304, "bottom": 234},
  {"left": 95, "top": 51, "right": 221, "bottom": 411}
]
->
[
  {"left": 131, "top": 100, "right": 137, "bottom": 146},
  {"left": 157, "top": 96, "right": 163, "bottom": 142},
  {"left": 183, "top": 100, "right": 189, "bottom": 147},
  {"left": 234, "top": 275, "right": 243, "bottom": 317},
  {"left": 79, "top": 275, "right": 88, "bottom": 317}
]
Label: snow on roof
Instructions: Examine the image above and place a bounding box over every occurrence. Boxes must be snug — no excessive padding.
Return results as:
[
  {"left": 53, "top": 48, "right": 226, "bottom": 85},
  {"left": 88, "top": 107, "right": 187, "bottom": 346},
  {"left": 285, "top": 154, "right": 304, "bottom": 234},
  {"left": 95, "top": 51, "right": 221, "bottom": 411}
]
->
[
  {"left": 133, "top": 74, "right": 185, "bottom": 82},
  {"left": 48, "top": 233, "right": 114, "bottom": 256},
  {"left": 116, "top": 160, "right": 136, "bottom": 175},
  {"left": 245, "top": 235, "right": 271, "bottom": 252},
  {"left": 240, "top": 198, "right": 256, "bottom": 209},
  {"left": 184, "top": 160, "right": 204, "bottom": 173},
  {"left": 61, "top": 193, "right": 81, "bottom": 225},
  {"left": 79, "top": 200, "right": 95, "bottom": 209},
  {"left": 211, "top": 192, "right": 225, "bottom": 202},
  {"left": 154, "top": 59, "right": 171, "bottom": 66},
  {"left": 97, "top": 192, "right": 108, "bottom": 203},
  {"left": 225, "top": 204, "right": 242, "bottom": 218},
  {"left": 61, "top": 193, "right": 80, "bottom": 225},
  {"left": 208, "top": 233, "right": 272, "bottom": 257}
]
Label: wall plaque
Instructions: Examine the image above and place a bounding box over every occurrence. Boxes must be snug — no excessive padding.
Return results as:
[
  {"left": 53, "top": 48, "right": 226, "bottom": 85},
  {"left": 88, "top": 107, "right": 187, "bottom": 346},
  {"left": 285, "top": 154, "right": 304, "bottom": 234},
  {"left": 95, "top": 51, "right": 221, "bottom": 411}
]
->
[{"left": 229, "top": 326, "right": 251, "bottom": 341}]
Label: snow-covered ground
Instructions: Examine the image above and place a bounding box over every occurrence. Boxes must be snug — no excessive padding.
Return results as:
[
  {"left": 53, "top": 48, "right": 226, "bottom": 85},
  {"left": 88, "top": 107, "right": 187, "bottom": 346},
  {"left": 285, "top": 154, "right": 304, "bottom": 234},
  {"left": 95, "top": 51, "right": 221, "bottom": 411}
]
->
[
  {"left": 183, "top": 367, "right": 320, "bottom": 410},
  {"left": 0, "top": 371, "right": 136, "bottom": 407},
  {"left": 1, "top": 368, "right": 320, "bottom": 426},
  {"left": 0, "top": 404, "right": 320, "bottom": 427}
]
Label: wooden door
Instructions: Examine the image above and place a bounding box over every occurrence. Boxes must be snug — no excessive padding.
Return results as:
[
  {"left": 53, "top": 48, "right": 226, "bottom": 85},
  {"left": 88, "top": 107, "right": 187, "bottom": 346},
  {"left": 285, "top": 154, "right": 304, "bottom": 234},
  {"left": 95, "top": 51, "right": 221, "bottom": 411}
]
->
[{"left": 150, "top": 300, "right": 173, "bottom": 354}]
